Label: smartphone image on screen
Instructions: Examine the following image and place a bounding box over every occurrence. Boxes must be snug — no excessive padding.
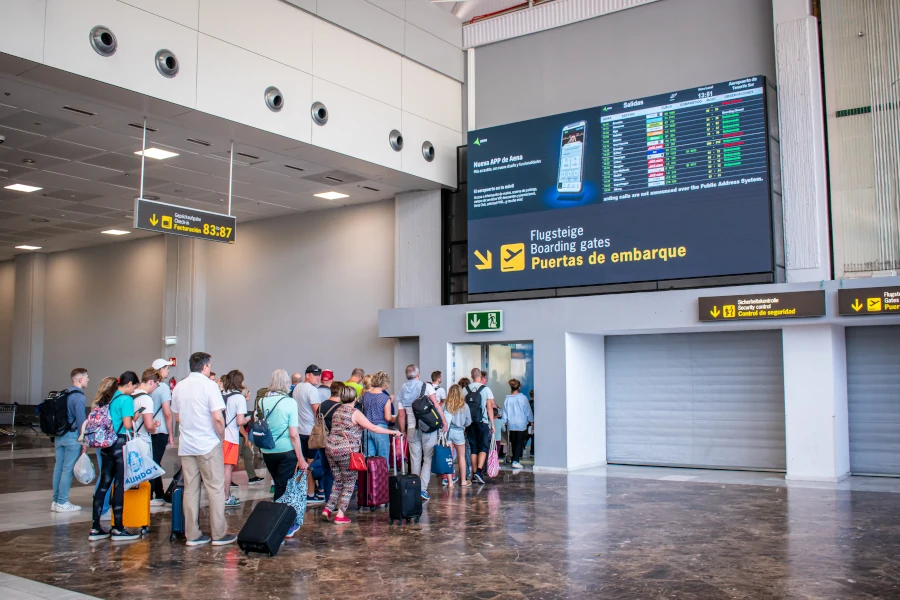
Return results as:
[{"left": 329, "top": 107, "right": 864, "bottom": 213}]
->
[{"left": 557, "top": 120, "right": 586, "bottom": 194}]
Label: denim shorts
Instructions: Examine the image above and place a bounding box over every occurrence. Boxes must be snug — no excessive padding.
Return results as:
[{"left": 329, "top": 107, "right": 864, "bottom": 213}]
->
[{"left": 447, "top": 427, "right": 466, "bottom": 446}]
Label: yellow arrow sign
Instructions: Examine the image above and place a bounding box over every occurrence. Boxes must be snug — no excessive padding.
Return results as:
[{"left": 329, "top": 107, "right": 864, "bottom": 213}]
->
[
  {"left": 851, "top": 299, "right": 862, "bottom": 312},
  {"left": 710, "top": 306, "right": 721, "bottom": 318},
  {"left": 150, "top": 214, "right": 159, "bottom": 226},
  {"left": 474, "top": 249, "right": 492, "bottom": 270}
]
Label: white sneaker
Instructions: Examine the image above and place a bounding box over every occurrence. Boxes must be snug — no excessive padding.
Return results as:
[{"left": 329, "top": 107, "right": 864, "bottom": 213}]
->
[
  {"left": 55, "top": 502, "right": 82, "bottom": 512},
  {"left": 512, "top": 461, "right": 523, "bottom": 469},
  {"left": 50, "top": 502, "right": 59, "bottom": 512},
  {"left": 150, "top": 499, "right": 166, "bottom": 507}
]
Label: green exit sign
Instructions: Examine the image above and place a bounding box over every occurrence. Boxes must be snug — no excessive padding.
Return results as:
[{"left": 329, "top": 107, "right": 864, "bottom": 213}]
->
[{"left": 466, "top": 310, "right": 503, "bottom": 333}]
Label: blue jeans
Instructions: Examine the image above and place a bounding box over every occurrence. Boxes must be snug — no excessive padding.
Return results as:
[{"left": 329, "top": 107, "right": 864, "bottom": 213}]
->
[
  {"left": 321, "top": 452, "right": 334, "bottom": 502},
  {"left": 52, "top": 432, "right": 82, "bottom": 504},
  {"left": 94, "top": 450, "right": 111, "bottom": 515},
  {"left": 365, "top": 432, "right": 389, "bottom": 461}
]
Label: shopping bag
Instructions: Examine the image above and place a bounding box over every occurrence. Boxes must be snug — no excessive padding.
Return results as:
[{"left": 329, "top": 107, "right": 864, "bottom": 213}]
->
[
  {"left": 123, "top": 436, "right": 165, "bottom": 490},
  {"left": 431, "top": 437, "right": 454, "bottom": 475},
  {"left": 276, "top": 468, "right": 308, "bottom": 526},
  {"left": 486, "top": 444, "right": 500, "bottom": 478},
  {"left": 73, "top": 451, "right": 96, "bottom": 484}
]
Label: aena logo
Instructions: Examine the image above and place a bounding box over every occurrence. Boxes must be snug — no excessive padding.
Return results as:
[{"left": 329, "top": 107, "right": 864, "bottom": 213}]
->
[{"left": 473, "top": 137, "right": 487, "bottom": 146}]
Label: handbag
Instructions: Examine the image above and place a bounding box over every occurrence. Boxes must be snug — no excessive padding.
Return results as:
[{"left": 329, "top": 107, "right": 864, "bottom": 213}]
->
[
  {"left": 431, "top": 434, "right": 455, "bottom": 475},
  {"left": 276, "top": 468, "right": 308, "bottom": 526},
  {"left": 309, "top": 402, "right": 340, "bottom": 449},
  {"left": 123, "top": 434, "right": 165, "bottom": 490},
  {"left": 486, "top": 443, "right": 500, "bottom": 478}
]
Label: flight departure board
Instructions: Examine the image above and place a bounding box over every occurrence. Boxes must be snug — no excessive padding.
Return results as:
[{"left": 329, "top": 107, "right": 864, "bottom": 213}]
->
[{"left": 467, "top": 76, "right": 774, "bottom": 295}]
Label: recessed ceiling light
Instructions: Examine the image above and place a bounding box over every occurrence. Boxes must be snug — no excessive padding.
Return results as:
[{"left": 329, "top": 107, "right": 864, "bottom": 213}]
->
[
  {"left": 15, "top": 245, "right": 42, "bottom": 250},
  {"left": 101, "top": 229, "right": 131, "bottom": 236},
  {"left": 134, "top": 148, "right": 179, "bottom": 160},
  {"left": 4, "top": 183, "right": 43, "bottom": 193},
  {"left": 314, "top": 191, "right": 349, "bottom": 200}
]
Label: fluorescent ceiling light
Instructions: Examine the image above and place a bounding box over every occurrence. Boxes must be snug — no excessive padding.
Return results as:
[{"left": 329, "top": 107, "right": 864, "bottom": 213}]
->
[
  {"left": 101, "top": 229, "right": 131, "bottom": 236},
  {"left": 4, "top": 183, "right": 43, "bottom": 193},
  {"left": 15, "top": 245, "right": 42, "bottom": 250},
  {"left": 134, "top": 148, "right": 179, "bottom": 160},
  {"left": 314, "top": 191, "right": 349, "bottom": 200}
]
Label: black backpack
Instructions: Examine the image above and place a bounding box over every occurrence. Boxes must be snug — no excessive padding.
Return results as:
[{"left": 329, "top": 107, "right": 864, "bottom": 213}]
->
[
  {"left": 39, "top": 390, "right": 74, "bottom": 437},
  {"left": 411, "top": 382, "right": 441, "bottom": 433},
  {"left": 465, "top": 385, "right": 485, "bottom": 423}
]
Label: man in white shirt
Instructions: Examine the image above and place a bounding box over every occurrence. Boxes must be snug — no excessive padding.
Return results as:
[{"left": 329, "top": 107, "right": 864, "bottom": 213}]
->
[
  {"left": 397, "top": 364, "right": 448, "bottom": 501},
  {"left": 172, "top": 352, "right": 235, "bottom": 547},
  {"left": 149, "top": 359, "right": 175, "bottom": 505},
  {"left": 431, "top": 371, "right": 446, "bottom": 403},
  {"left": 292, "top": 364, "right": 323, "bottom": 504},
  {"left": 132, "top": 369, "right": 161, "bottom": 442}
]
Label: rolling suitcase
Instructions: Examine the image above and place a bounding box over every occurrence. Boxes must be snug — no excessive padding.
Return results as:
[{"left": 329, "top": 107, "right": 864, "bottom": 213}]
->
[
  {"left": 357, "top": 432, "right": 389, "bottom": 511},
  {"left": 111, "top": 481, "right": 151, "bottom": 535},
  {"left": 169, "top": 485, "right": 185, "bottom": 541},
  {"left": 389, "top": 435, "right": 422, "bottom": 525},
  {"left": 237, "top": 501, "right": 296, "bottom": 557}
]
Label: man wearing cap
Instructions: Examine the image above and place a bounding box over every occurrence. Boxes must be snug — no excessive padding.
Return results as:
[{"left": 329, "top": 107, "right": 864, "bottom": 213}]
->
[
  {"left": 318, "top": 369, "right": 334, "bottom": 403},
  {"left": 150, "top": 358, "right": 176, "bottom": 505},
  {"left": 292, "top": 365, "right": 324, "bottom": 504}
]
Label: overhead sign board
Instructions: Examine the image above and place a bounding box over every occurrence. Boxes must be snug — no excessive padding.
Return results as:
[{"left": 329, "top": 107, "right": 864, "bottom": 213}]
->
[
  {"left": 699, "top": 290, "right": 825, "bottom": 322},
  {"left": 468, "top": 75, "right": 774, "bottom": 294},
  {"left": 838, "top": 287, "right": 900, "bottom": 316},
  {"left": 134, "top": 198, "right": 236, "bottom": 244},
  {"left": 466, "top": 310, "right": 503, "bottom": 333}
]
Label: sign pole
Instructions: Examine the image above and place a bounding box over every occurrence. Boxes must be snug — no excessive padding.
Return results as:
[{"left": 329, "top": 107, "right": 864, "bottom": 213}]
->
[
  {"left": 139, "top": 117, "right": 147, "bottom": 200},
  {"left": 228, "top": 140, "right": 234, "bottom": 216}
]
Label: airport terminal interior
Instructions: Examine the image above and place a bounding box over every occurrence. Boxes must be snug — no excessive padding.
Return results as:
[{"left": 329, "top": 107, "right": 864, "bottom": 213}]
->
[{"left": 1, "top": 0, "right": 900, "bottom": 598}]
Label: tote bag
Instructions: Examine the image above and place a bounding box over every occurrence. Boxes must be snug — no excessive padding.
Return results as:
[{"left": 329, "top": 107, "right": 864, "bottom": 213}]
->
[
  {"left": 431, "top": 435, "right": 454, "bottom": 475},
  {"left": 276, "top": 469, "right": 308, "bottom": 526},
  {"left": 123, "top": 435, "right": 165, "bottom": 490},
  {"left": 486, "top": 443, "right": 500, "bottom": 478}
]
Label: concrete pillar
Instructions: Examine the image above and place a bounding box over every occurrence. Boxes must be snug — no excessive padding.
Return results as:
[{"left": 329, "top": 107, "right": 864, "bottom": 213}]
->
[
  {"left": 565, "top": 333, "right": 607, "bottom": 471},
  {"left": 163, "top": 236, "right": 206, "bottom": 380},
  {"left": 772, "top": 0, "right": 832, "bottom": 282},
  {"left": 10, "top": 253, "right": 46, "bottom": 404},
  {"left": 782, "top": 325, "right": 850, "bottom": 482},
  {"left": 394, "top": 190, "right": 441, "bottom": 309}
]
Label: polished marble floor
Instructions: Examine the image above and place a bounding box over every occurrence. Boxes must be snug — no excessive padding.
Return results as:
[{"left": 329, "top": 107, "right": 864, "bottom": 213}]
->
[{"left": 1, "top": 433, "right": 900, "bottom": 599}]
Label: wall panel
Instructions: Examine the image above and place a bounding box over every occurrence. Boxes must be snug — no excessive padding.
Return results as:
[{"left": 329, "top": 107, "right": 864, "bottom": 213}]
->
[{"left": 0, "top": 261, "right": 14, "bottom": 403}]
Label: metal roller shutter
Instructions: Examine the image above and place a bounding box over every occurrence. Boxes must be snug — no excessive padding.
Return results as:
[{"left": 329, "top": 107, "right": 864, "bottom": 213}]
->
[
  {"left": 605, "top": 330, "right": 786, "bottom": 470},
  {"left": 847, "top": 326, "right": 900, "bottom": 476}
]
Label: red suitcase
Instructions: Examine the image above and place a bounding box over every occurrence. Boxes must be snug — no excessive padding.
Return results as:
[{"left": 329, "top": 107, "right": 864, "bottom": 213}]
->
[{"left": 357, "top": 433, "right": 389, "bottom": 511}]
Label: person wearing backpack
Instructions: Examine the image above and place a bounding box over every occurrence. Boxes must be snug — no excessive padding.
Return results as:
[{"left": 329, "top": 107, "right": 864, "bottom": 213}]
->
[
  {"left": 89, "top": 371, "right": 141, "bottom": 542},
  {"left": 465, "top": 368, "right": 497, "bottom": 484},
  {"left": 149, "top": 359, "right": 175, "bottom": 505},
  {"left": 49, "top": 368, "right": 89, "bottom": 513},
  {"left": 221, "top": 370, "right": 249, "bottom": 508},
  {"left": 132, "top": 369, "right": 162, "bottom": 444},
  {"left": 397, "top": 364, "right": 447, "bottom": 501}
]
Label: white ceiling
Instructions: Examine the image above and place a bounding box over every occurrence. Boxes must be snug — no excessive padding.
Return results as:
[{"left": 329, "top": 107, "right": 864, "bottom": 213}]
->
[
  {"left": 435, "top": 0, "right": 532, "bottom": 21},
  {"left": 0, "top": 59, "right": 436, "bottom": 262}
]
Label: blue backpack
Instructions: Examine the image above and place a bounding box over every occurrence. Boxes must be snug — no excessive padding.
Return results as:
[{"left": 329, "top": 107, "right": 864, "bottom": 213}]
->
[{"left": 250, "top": 395, "right": 288, "bottom": 449}]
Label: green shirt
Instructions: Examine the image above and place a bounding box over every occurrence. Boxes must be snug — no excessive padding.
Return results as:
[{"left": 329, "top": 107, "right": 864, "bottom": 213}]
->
[
  {"left": 344, "top": 381, "right": 363, "bottom": 400},
  {"left": 109, "top": 391, "right": 135, "bottom": 434},
  {"left": 258, "top": 394, "right": 298, "bottom": 454}
]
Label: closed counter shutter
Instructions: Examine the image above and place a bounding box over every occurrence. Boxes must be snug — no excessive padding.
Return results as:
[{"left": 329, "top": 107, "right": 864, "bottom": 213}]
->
[
  {"left": 605, "top": 330, "right": 786, "bottom": 471},
  {"left": 847, "top": 326, "right": 900, "bottom": 476}
]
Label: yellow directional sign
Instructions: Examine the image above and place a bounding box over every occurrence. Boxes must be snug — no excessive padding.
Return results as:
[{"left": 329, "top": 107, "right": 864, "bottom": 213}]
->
[
  {"left": 474, "top": 249, "right": 492, "bottom": 270},
  {"left": 134, "top": 198, "right": 235, "bottom": 243},
  {"left": 500, "top": 243, "right": 525, "bottom": 272},
  {"left": 150, "top": 214, "right": 159, "bottom": 226},
  {"left": 867, "top": 297, "right": 882, "bottom": 312},
  {"left": 723, "top": 305, "right": 736, "bottom": 318},
  {"left": 710, "top": 306, "right": 721, "bottom": 318},
  {"left": 838, "top": 287, "right": 900, "bottom": 315},
  {"left": 851, "top": 299, "right": 863, "bottom": 312}
]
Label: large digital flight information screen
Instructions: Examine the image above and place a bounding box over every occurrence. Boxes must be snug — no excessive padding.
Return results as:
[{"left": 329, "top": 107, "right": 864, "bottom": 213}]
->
[{"left": 467, "top": 76, "right": 774, "bottom": 294}]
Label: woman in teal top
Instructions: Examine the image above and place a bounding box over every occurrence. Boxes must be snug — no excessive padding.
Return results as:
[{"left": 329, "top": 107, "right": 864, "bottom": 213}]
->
[
  {"left": 258, "top": 369, "right": 307, "bottom": 537},
  {"left": 90, "top": 371, "right": 141, "bottom": 543}
]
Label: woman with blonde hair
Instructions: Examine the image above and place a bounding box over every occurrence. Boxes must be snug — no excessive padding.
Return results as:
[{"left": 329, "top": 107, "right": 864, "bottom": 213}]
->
[
  {"left": 443, "top": 384, "right": 472, "bottom": 488},
  {"left": 360, "top": 370, "right": 394, "bottom": 460}
]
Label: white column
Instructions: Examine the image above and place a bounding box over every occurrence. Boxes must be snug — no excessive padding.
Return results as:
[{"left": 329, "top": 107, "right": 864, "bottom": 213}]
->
[
  {"left": 11, "top": 253, "right": 46, "bottom": 403},
  {"left": 564, "top": 333, "right": 607, "bottom": 471},
  {"left": 782, "top": 325, "right": 850, "bottom": 482},
  {"left": 772, "top": 1, "right": 832, "bottom": 282},
  {"left": 163, "top": 236, "right": 206, "bottom": 379},
  {"left": 394, "top": 190, "right": 442, "bottom": 309}
]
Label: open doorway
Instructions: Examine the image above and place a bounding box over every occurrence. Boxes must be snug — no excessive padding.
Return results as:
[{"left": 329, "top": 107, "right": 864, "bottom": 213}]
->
[{"left": 451, "top": 342, "right": 535, "bottom": 469}]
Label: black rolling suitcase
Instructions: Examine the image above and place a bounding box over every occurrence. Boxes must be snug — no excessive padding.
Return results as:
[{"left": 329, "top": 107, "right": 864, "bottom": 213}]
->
[
  {"left": 389, "top": 435, "right": 423, "bottom": 525},
  {"left": 237, "top": 501, "right": 297, "bottom": 557}
]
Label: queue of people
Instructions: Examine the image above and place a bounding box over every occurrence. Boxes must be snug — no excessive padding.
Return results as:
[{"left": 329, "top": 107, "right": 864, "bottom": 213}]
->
[{"left": 48, "top": 354, "right": 534, "bottom": 546}]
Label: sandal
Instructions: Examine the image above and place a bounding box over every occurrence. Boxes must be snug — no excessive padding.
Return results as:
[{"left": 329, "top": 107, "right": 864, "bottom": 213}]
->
[{"left": 460, "top": 481, "right": 472, "bottom": 487}]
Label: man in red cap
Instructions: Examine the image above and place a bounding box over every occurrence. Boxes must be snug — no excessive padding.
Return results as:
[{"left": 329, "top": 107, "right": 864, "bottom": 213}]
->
[{"left": 318, "top": 369, "right": 334, "bottom": 403}]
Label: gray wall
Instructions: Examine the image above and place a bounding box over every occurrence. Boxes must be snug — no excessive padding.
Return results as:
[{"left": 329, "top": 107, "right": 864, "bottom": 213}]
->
[
  {"left": 41, "top": 237, "right": 166, "bottom": 398},
  {"left": 0, "top": 261, "right": 13, "bottom": 403},
  {"left": 473, "top": 0, "right": 777, "bottom": 128},
  {"left": 203, "top": 200, "right": 397, "bottom": 393}
]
